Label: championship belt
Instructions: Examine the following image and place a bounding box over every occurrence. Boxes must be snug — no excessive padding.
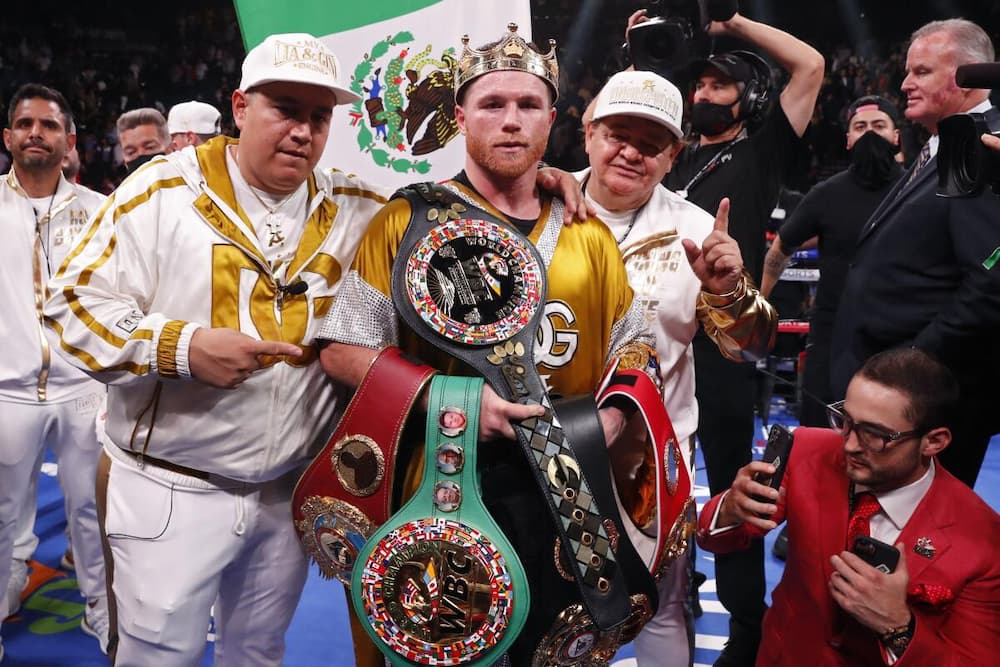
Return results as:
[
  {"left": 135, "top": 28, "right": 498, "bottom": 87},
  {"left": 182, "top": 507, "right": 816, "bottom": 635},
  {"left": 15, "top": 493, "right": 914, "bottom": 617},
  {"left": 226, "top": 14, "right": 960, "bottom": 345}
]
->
[
  {"left": 292, "top": 347, "right": 436, "bottom": 583},
  {"left": 530, "top": 370, "right": 693, "bottom": 666},
  {"left": 532, "top": 594, "right": 653, "bottom": 667},
  {"left": 595, "top": 367, "right": 695, "bottom": 579},
  {"left": 389, "top": 183, "right": 642, "bottom": 630},
  {"left": 352, "top": 375, "right": 529, "bottom": 666}
]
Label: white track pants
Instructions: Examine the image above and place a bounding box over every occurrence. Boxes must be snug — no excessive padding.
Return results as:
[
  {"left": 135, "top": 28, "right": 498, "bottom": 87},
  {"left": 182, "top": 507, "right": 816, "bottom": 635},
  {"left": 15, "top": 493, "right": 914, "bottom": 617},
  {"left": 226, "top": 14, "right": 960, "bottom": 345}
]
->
[
  {"left": 633, "top": 548, "right": 694, "bottom": 667},
  {"left": 101, "top": 445, "right": 309, "bottom": 667},
  {"left": 0, "top": 391, "right": 105, "bottom": 619}
]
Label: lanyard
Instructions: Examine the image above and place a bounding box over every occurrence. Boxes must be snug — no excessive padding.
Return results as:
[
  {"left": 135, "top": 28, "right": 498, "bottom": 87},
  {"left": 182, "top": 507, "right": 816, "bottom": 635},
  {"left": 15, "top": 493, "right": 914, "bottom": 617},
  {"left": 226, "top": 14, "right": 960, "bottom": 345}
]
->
[{"left": 676, "top": 132, "right": 746, "bottom": 199}]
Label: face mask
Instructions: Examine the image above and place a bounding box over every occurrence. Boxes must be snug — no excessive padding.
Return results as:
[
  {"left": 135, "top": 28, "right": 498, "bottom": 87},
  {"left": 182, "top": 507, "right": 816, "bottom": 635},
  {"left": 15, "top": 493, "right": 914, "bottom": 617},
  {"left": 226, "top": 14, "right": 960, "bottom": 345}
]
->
[
  {"left": 849, "top": 131, "right": 897, "bottom": 188},
  {"left": 124, "top": 152, "right": 163, "bottom": 173},
  {"left": 689, "top": 101, "right": 738, "bottom": 137}
]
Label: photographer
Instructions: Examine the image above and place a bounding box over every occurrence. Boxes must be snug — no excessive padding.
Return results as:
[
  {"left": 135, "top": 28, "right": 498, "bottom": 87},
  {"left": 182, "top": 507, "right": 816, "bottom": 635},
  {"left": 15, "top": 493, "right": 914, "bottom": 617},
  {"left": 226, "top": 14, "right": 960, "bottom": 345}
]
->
[
  {"left": 630, "top": 6, "right": 824, "bottom": 663},
  {"left": 697, "top": 347, "right": 1000, "bottom": 667}
]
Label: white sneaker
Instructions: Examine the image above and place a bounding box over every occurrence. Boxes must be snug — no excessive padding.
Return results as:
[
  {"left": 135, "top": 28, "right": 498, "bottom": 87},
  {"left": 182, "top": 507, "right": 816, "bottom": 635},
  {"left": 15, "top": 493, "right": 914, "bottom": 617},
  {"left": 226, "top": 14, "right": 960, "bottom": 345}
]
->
[
  {"left": 5, "top": 560, "right": 28, "bottom": 618},
  {"left": 81, "top": 598, "right": 110, "bottom": 655}
]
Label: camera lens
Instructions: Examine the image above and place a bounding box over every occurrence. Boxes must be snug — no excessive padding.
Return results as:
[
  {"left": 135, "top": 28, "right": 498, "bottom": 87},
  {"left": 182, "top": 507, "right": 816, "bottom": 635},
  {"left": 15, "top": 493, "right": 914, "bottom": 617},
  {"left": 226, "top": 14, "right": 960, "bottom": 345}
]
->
[{"left": 646, "top": 33, "right": 677, "bottom": 61}]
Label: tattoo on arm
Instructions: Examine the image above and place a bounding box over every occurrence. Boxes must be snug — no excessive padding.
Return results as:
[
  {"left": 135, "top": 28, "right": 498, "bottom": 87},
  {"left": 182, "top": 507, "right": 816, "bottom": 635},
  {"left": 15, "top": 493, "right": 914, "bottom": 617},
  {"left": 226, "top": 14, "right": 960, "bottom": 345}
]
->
[
  {"left": 760, "top": 240, "right": 795, "bottom": 297},
  {"left": 764, "top": 252, "right": 791, "bottom": 274}
]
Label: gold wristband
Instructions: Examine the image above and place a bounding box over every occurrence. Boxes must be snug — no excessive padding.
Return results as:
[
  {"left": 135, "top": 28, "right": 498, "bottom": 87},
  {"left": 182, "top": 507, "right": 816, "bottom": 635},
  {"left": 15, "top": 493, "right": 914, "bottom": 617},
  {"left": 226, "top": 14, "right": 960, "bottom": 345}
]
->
[{"left": 701, "top": 274, "right": 747, "bottom": 307}]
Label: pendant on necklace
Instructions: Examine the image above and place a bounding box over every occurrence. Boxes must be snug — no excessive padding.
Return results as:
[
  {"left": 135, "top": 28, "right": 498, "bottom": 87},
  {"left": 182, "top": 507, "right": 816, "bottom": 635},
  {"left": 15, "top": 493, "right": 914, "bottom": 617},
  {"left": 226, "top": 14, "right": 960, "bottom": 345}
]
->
[{"left": 265, "top": 215, "right": 285, "bottom": 247}]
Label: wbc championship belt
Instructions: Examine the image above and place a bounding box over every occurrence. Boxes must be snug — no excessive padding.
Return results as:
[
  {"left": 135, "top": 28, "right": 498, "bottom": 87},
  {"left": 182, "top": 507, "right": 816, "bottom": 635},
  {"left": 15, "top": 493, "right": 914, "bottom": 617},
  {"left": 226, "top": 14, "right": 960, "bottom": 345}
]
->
[
  {"left": 352, "top": 375, "right": 529, "bottom": 666},
  {"left": 388, "top": 183, "right": 649, "bottom": 632},
  {"left": 292, "top": 347, "right": 436, "bottom": 583}
]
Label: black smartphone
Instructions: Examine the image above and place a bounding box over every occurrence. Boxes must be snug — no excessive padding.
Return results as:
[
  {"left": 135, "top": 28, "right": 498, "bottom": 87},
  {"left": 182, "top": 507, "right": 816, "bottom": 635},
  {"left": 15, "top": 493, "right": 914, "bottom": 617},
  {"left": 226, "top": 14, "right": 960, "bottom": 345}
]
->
[
  {"left": 852, "top": 536, "right": 900, "bottom": 574},
  {"left": 752, "top": 424, "right": 794, "bottom": 497}
]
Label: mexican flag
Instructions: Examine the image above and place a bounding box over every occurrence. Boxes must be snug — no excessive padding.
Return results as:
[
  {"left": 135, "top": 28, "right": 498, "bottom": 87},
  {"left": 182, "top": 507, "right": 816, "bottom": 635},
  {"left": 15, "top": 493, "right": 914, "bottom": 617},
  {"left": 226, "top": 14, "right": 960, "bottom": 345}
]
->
[{"left": 235, "top": 1, "right": 533, "bottom": 188}]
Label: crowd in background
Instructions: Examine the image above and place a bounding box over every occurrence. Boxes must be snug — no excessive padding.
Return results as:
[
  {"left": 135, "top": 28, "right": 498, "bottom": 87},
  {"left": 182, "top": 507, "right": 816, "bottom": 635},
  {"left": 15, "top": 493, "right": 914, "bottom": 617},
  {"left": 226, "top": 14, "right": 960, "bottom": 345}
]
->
[
  {"left": 1, "top": 4, "right": 998, "bottom": 666},
  {"left": 0, "top": 4, "right": 243, "bottom": 192},
  {"left": 2, "top": 2, "right": 995, "bottom": 195}
]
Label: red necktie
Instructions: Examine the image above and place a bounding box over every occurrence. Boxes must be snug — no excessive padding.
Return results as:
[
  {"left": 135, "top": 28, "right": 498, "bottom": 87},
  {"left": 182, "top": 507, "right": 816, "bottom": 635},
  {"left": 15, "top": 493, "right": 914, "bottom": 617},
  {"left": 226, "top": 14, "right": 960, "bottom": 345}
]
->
[{"left": 846, "top": 491, "right": 881, "bottom": 549}]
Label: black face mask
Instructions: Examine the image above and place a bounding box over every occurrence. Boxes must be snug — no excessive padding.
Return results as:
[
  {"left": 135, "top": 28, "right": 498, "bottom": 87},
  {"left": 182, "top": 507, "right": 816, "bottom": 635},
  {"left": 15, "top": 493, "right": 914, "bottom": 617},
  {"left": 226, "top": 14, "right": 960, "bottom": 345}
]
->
[
  {"left": 689, "top": 101, "right": 739, "bottom": 137},
  {"left": 849, "top": 131, "right": 898, "bottom": 188},
  {"left": 124, "top": 152, "right": 164, "bottom": 173}
]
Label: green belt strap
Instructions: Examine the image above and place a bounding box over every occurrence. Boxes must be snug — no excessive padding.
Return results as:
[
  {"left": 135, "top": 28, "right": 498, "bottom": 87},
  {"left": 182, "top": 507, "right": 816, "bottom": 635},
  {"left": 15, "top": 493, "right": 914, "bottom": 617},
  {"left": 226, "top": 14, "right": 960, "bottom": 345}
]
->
[{"left": 352, "top": 375, "right": 529, "bottom": 666}]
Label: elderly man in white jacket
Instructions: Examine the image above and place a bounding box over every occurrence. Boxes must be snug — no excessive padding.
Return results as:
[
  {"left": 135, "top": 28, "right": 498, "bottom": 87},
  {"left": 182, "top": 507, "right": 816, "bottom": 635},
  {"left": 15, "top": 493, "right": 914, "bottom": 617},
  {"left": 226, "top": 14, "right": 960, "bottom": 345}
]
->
[{"left": 577, "top": 70, "right": 776, "bottom": 666}]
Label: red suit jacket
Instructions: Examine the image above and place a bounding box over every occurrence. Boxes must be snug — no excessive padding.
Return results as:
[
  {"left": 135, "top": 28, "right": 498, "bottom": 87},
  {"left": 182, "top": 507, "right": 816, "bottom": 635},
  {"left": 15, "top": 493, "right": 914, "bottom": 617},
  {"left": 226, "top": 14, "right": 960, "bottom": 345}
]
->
[{"left": 697, "top": 427, "right": 1000, "bottom": 666}]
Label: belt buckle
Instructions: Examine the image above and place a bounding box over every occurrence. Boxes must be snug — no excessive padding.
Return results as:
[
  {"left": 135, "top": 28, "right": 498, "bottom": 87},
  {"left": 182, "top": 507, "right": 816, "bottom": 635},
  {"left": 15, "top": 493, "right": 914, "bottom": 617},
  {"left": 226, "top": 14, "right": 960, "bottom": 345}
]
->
[
  {"left": 295, "top": 496, "right": 375, "bottom": 584},
  {"left": 532, "top": 594, "right": 653, "bottom": 666},
  {"left": 359, "top": 517, "right": 517, "bottom": 665}
]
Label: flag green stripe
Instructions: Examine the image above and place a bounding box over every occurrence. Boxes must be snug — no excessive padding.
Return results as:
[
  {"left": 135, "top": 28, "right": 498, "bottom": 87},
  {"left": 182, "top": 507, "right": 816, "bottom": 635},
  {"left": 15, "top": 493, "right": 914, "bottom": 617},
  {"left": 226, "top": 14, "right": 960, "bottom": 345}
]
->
[{"left": 235, "top": 0, "right": 442, "bottom": 49}]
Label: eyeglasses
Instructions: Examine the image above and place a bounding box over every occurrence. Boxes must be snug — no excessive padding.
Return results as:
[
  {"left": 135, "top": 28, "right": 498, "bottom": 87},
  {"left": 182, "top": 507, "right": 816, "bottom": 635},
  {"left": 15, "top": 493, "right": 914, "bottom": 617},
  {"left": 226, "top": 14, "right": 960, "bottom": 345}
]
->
[{"left": 826, "top": 401, "right": 926, "bottom": 452}]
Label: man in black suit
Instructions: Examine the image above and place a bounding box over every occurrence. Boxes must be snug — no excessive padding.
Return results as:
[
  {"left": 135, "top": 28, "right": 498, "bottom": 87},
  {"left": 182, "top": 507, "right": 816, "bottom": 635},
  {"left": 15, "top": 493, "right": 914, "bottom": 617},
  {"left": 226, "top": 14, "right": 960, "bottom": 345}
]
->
[{"left": 832, "top": 18, "right": 1000, "bottom": 489}]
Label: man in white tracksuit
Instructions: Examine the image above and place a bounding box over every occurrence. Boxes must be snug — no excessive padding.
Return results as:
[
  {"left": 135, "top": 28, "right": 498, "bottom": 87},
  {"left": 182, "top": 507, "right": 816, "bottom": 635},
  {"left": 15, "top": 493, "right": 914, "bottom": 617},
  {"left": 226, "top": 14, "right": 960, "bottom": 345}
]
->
[
  {"left": 43, "top": 34, "right": 390, "bottom": 666},
  {"left": 577, "top": 70, "right": 776, "bottom": 666},
  {"left": 0, "top": 83, "right": 110, "bottom": 659}
]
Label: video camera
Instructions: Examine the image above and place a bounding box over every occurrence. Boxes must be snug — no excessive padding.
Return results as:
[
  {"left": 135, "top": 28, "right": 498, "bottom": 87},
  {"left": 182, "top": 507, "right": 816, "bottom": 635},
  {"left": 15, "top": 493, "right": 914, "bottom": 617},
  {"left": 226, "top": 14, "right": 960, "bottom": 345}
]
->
[
  {"left": 627, "top": 0, "right": 738, "bottom": 81},
  {"left": 937, "top": 63, "right": 1000, "bottom": 197}
]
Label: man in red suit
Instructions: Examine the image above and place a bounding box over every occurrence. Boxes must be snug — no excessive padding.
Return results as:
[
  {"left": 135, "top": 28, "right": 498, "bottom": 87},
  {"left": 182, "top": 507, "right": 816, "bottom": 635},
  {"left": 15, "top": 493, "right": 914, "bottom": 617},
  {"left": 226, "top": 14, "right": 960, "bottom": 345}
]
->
[{"left": 698, "top": 347, "right": 1000, "bottom": 666}]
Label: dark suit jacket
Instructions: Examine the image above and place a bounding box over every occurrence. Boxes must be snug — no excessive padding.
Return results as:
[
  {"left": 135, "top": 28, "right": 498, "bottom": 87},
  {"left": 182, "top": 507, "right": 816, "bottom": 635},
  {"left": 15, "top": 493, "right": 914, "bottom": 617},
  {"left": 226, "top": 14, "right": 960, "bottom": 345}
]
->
[
  {"left": 830, "top": 150, "right": 1000, "bottom": 407},
  {"left": 697, "top": 428, "right": 1000, "bottom": 667}
]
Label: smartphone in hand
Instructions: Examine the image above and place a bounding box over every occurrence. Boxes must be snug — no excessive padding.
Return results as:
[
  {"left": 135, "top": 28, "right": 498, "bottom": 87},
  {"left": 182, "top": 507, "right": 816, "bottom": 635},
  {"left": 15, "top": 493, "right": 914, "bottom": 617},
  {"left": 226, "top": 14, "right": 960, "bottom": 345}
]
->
[
  {"left": 752, "top": 424, "right": 794, "bottom": 501},
  {"left": 851, "top": 536, "right": 900, "bottom": 573}
]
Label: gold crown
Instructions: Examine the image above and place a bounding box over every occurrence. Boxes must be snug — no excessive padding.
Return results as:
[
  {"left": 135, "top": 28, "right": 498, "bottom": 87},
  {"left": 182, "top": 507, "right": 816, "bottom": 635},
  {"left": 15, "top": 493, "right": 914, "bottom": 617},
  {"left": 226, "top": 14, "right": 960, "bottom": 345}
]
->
[{"left": 453, "top": 23, "right": 559, "bottom": 102}]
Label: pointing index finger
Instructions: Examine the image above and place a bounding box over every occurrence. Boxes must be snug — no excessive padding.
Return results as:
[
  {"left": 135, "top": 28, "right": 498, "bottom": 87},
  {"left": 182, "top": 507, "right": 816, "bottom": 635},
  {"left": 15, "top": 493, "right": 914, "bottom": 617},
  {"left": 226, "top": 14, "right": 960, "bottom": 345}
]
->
[
  {"left": 714, "top": 197, "right": 731, "bottom": 234},
  {"left": 253, "top": 340, "right": 303, "bottom": 357}
]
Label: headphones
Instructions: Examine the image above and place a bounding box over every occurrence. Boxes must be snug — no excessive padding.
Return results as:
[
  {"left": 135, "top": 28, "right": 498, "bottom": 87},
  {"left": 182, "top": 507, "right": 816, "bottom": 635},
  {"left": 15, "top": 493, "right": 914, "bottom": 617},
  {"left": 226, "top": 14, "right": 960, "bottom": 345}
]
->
[{"left": 728, "top": 50, "right": 774, "bottom": 122}]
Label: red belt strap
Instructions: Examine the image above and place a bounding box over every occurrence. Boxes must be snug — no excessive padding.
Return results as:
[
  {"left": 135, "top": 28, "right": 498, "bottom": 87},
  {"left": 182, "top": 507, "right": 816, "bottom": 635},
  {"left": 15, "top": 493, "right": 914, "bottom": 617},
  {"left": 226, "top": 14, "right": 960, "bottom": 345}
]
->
[
  {"left": 292, "top": 346, "right": 436, "bottom": 582},
  {"left": 596, "top": 367, "right": 693, "bottom": 578}
]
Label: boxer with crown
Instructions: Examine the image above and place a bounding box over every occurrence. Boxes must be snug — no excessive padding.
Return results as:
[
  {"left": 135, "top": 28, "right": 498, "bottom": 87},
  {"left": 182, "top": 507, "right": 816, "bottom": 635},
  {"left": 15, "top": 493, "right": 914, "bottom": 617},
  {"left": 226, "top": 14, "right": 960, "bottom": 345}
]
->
[{"left": 310, "top": 23, "right": 694, "bottom": 666}]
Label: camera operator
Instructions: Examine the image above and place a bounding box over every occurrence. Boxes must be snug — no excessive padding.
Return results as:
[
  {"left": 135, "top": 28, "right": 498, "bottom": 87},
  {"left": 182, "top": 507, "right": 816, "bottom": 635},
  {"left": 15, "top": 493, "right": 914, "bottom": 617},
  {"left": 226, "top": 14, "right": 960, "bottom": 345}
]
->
[{"left": 628, "top": 7, "right": 824, "bottom": 664}]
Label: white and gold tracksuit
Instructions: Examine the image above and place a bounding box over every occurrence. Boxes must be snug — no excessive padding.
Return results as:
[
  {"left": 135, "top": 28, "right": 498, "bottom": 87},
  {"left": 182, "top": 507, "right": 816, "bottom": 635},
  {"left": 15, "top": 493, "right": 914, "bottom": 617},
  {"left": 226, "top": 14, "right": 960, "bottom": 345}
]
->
[
  {"left": 44, "top": 135, "right": 388, "bottom": 666},
  {"left": 0, "top": 169, "right": 108, "bottom": 621}
]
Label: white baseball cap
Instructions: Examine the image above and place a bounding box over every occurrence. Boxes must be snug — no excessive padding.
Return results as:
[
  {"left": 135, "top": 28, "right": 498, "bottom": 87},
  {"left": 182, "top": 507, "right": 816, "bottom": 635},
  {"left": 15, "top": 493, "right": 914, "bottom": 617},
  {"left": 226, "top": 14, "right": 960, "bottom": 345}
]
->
[
  {"left": 239, "top": 33, "right": 362, "bottom": 105},
  {"left": 592, "top": 70, "right": 684, "bottom": 139},
  {"left": 167, "top": 101, "right": 222, "bottom": 135}
]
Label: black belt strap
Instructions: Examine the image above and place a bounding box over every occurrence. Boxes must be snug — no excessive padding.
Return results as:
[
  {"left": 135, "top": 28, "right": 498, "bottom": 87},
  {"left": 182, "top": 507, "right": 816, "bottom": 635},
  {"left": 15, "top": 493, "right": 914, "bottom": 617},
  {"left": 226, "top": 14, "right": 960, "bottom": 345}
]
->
[
  {"left": 118, "top": 448, "right": 215, "bottom": 482},
  {"left": 553, "top": 395, "right": 659, "bottom": 616}
]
